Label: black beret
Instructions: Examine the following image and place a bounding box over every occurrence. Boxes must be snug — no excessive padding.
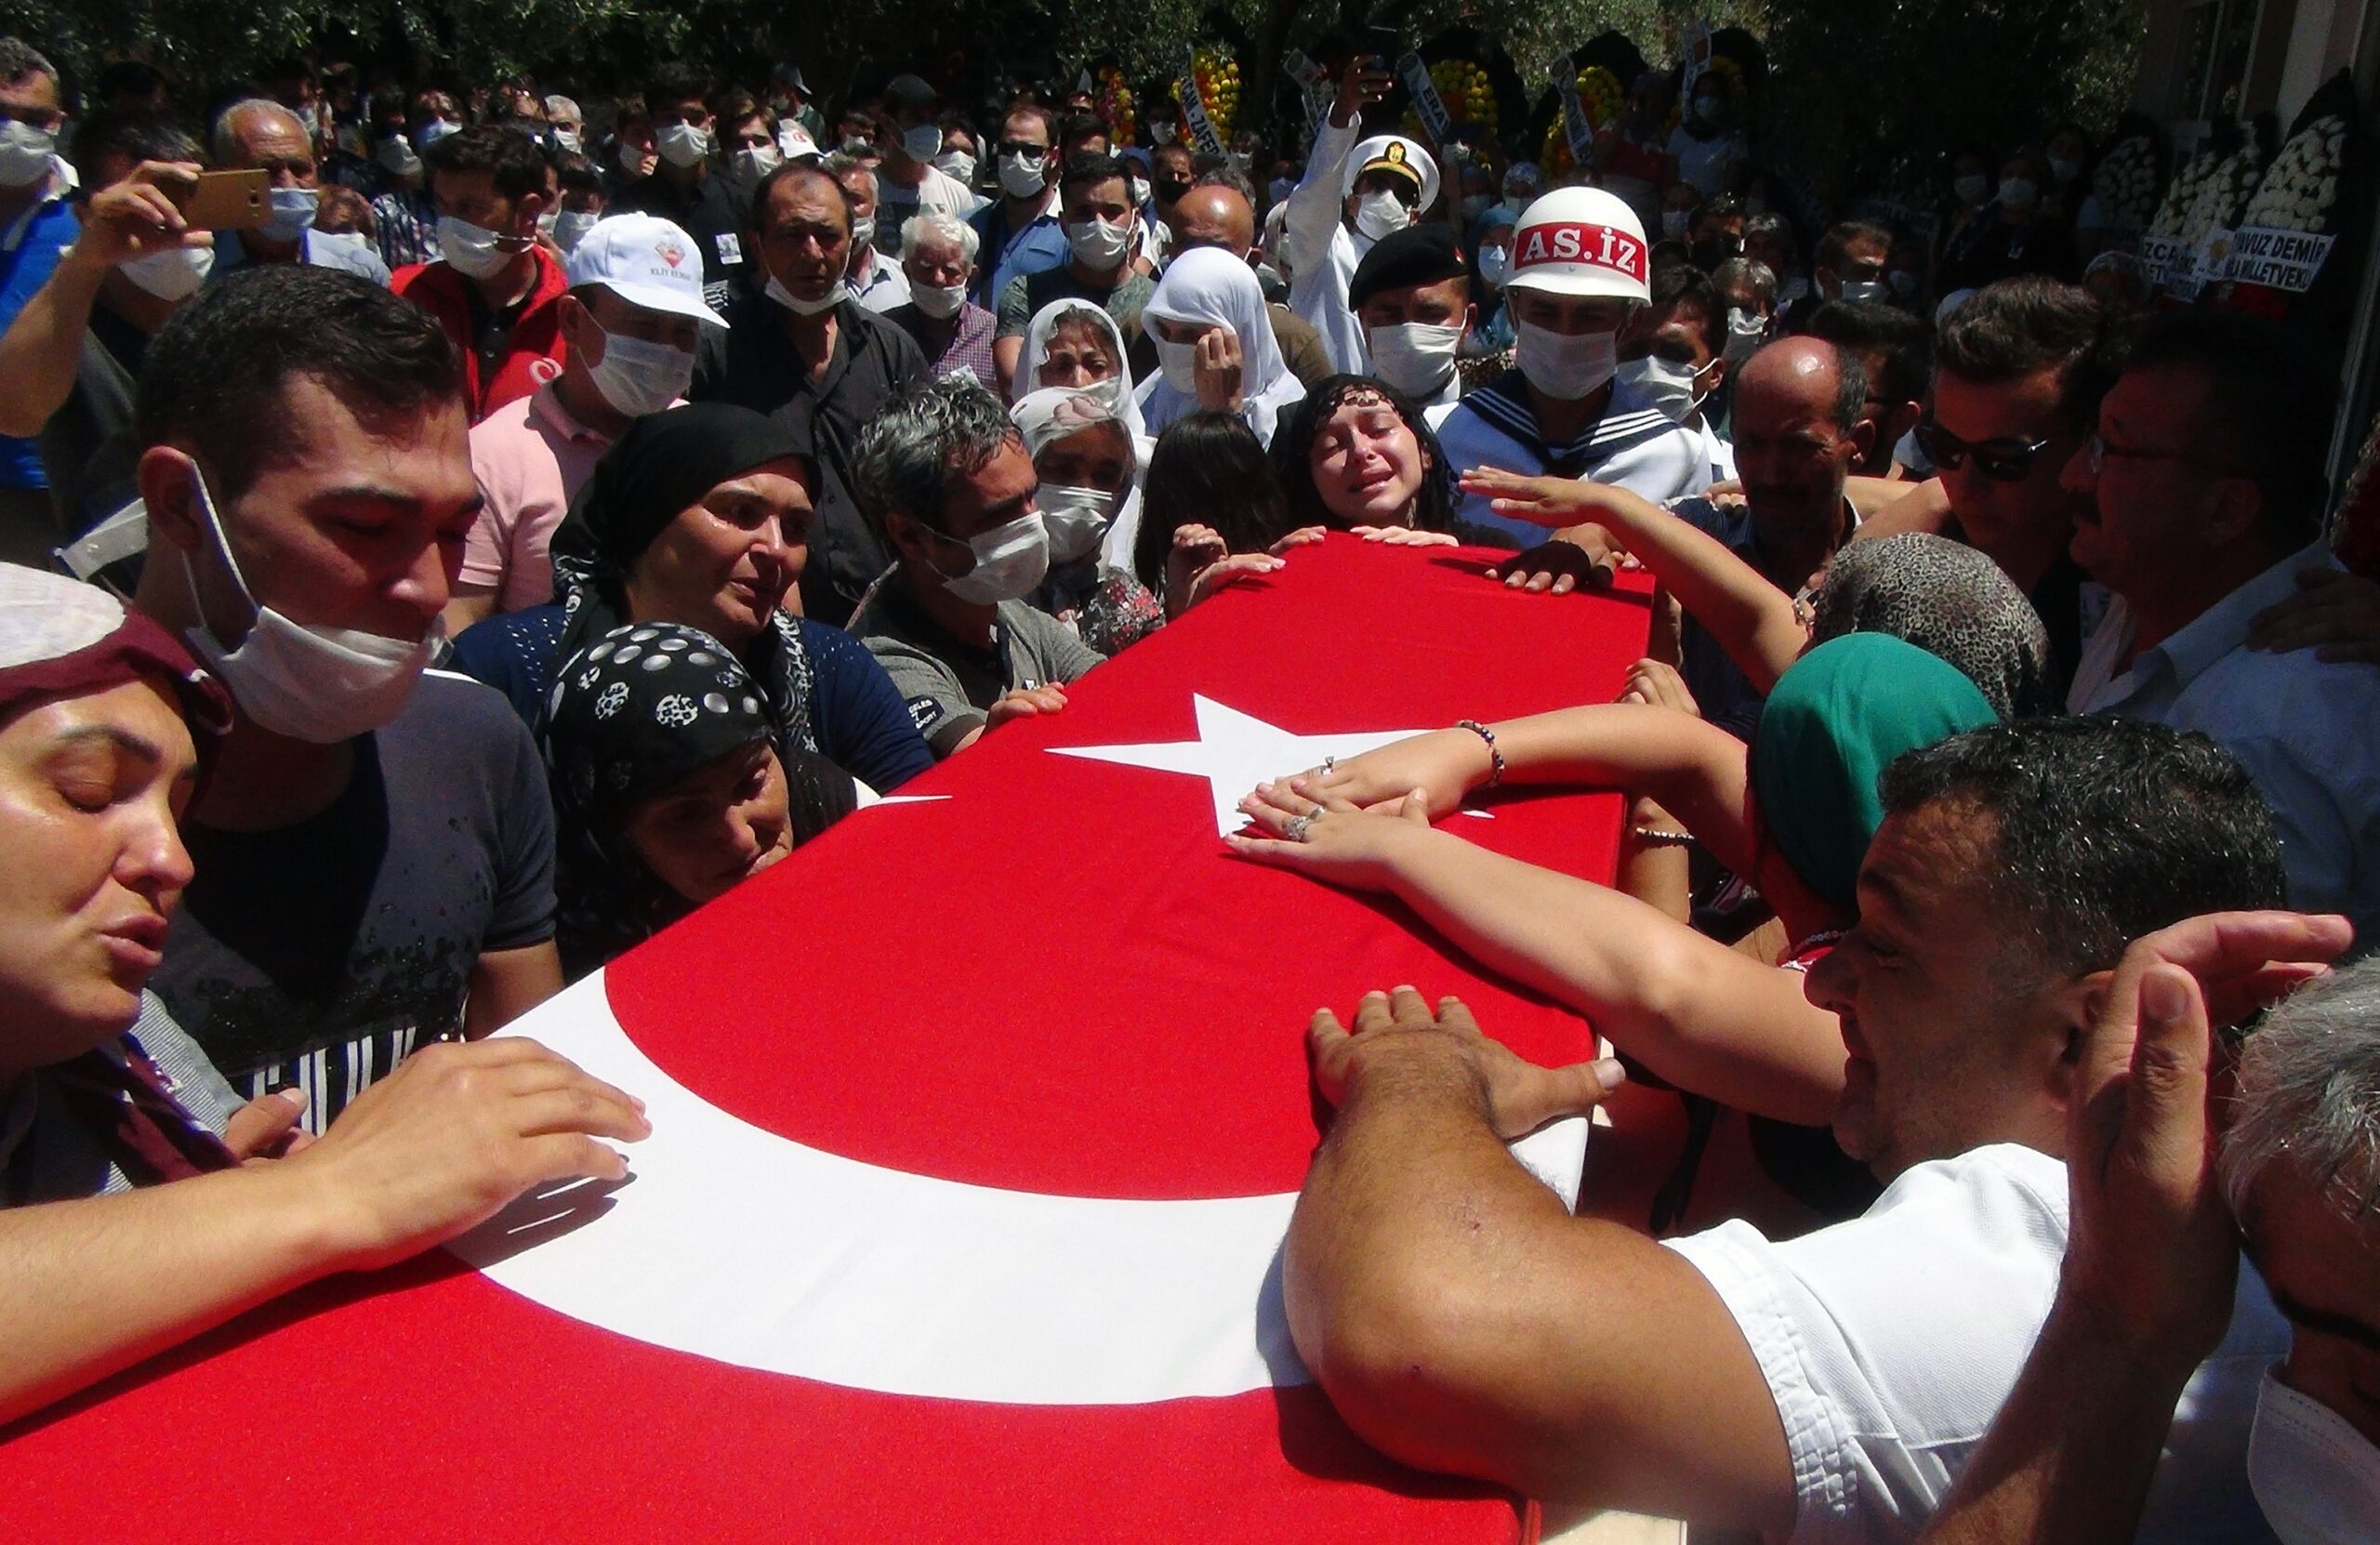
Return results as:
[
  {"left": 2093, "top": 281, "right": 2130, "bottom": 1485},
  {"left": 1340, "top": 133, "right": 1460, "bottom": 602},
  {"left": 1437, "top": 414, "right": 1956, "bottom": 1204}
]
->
[{"left": 1348, "top": 223, "right": 1467, "bottom": 311}]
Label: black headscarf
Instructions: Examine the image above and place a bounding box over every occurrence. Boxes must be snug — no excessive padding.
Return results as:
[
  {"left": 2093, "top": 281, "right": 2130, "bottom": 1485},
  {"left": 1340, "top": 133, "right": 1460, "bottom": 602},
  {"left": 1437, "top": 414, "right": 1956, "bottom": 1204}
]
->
[
  {"left": 546, "top": 403, "right": 831, "bottom": 762},
  {"left": 1268, "top": 375, "right": 1461, "bottom": 535},
  {"left": 544, "top": 621, "right": 856, "bottom": 980}
]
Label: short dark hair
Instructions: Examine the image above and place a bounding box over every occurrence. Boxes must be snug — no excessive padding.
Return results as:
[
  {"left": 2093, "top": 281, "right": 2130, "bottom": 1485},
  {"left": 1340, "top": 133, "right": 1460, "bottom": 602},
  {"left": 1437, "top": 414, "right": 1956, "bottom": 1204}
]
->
[
  {"left": 555, "top": 152, "right": 604, "bottom": 196},
  {"left": 853, "top": 376, "right": 1020, "bottom": 536},
  {"left": 1801, "top": 297, "right": 1933, "bottom": 405},
  {"left": 95, "top": 59, "right": 165, "bottom": 102},
  {"left": 1880, "top": 718, "right": 2286, "bottom": 984},
  {"left": 1815, "top": 219, "right": 1892, "bottom": 275},
  {"left": 69, "top": 109, "right": 203, "bottom": 183},
  {"left": 752, "top": 159, "right": 851, "bottom": 233},
  {"left": 1134, "top": 413, "right": 1290, "bottom": 592},
  {"left": 1936, "top": 276, "right": 2117, "bottom": 429},
  {"left": 136, "top": 266, "right": 463, "bottom": 503},
  {"left": 423, "top": 123, "right": 550, "bottom": 204},
  {"left": 1650, "top": 265, "right": 1726, "bottom": 360},
  {"left": 2122, "top": 309, "right": 2334, "bottom": 548},
  {"left": 1270, "top": 375, "right": 1458, "bottom": 536},
  {"left": 1059, "top": 151, "right": 1128, "bottom": 200},
  {"left": 645, "top": 63, "right": 709, "bottom": 115},
  {"left": 1059, "top": 112, "right": 1107, "bottom": 148}
]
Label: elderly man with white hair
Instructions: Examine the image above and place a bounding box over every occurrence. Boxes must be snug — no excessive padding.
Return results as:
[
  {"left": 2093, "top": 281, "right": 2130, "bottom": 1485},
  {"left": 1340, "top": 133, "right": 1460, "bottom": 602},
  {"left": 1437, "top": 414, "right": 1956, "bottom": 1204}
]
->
[
  {"left": 884, "top": 212, "right": 998, "bottom": 389},
  {"left": 206, "top": 97, "right": 389, "bottom": 284},
  {"left": 1916, "top": 918, "right": 2373, "bottom": 1545}
]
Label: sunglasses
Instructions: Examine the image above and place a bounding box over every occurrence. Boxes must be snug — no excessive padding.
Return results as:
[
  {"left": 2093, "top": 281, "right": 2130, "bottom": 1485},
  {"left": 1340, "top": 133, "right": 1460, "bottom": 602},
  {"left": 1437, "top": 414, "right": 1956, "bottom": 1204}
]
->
[
  {"left": 1913, "top": 418, "right": 2054, "bottom": 482},
  {"left": 996, "top": 139, "right": 1051, "bottom": 159}
]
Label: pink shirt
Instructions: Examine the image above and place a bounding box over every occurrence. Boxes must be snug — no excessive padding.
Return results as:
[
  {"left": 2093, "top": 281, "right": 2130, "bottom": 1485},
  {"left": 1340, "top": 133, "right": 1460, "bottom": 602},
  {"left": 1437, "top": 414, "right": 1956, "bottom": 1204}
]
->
[{"left": 461, "top": 384, "right": 615, "bottom": 614}]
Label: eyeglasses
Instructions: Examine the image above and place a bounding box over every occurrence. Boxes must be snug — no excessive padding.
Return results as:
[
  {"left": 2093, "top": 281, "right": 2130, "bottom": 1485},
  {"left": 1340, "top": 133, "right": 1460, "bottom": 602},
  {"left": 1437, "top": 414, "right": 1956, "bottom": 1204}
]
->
[
  {"left": 2082, "top": 431, "right": 2254, "bottom": 480},
  {"left": 1913, "top": 418, "right": 2054, "bottom": 482},
  {"left": 996, "top": 139, "right": 1050, "bottom": 159}
]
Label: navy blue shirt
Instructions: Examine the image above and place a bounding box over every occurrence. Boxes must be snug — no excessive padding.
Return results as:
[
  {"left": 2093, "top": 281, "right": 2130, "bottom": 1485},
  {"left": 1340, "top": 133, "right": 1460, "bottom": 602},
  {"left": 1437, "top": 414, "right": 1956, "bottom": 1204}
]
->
[{"left": 448, "top": 604, "right": 934, "bottom": 794}]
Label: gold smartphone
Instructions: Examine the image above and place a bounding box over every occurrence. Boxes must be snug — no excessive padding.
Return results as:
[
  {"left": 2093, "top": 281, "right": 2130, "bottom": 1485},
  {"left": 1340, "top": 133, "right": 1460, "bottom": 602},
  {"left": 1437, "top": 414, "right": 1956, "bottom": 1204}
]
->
[{"left": 178, "top": 168, "right": 269, "bottom": 230}]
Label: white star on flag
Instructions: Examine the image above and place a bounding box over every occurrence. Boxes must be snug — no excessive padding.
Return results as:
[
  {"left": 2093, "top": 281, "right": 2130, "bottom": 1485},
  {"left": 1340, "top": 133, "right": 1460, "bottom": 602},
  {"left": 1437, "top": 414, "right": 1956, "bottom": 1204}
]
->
[{"left": 1050, "top": 694, "right": 1488, "bottom": 837}]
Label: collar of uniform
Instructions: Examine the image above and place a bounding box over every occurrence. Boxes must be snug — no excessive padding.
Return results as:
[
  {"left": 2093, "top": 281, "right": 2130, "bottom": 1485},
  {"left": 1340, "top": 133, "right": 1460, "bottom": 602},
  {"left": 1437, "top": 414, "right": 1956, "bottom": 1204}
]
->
[{"left": 1461, "top": 366, "right": 1680, "bottom": 467}]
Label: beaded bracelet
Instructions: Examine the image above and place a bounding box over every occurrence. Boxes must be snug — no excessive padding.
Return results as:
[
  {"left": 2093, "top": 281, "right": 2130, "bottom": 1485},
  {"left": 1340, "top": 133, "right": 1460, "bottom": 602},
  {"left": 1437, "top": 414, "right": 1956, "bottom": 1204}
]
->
[{"left": 1454, "top": 719, "right": 1505, "bottom": 788}]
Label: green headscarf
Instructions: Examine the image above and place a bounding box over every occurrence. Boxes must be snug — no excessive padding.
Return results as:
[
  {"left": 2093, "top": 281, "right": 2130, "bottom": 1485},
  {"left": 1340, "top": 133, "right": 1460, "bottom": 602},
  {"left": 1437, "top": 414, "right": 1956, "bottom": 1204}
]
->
[{"left": 1751, "top": 633, "right": 2000, "bottom": 913}]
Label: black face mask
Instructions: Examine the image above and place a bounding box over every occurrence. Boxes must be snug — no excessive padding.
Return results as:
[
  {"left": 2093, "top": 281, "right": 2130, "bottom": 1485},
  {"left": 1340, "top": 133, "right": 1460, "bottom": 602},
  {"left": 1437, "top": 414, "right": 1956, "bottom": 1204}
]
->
[
  {"left": 1155, "top": 178, "right": 1193, "bottom": 205},
  {"left": 1690, "top": 234, "right": 1742, "bottom": 271}
]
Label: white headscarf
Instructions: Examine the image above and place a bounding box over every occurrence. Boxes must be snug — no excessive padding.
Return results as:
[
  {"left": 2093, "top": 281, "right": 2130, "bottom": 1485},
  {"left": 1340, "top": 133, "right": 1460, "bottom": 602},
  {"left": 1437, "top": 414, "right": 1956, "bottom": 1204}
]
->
[
  {"left": 1020, "top": 297, "right": 1148, "bottom": 447},
  {"left": 1133, "top": 246, "right": 1304, "bottom": 446}
]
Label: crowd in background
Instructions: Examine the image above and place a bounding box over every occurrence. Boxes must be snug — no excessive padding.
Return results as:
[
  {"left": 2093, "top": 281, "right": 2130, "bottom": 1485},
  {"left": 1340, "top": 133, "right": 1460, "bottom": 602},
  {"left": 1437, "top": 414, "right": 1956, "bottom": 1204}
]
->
[{"left": 1, "top": 31, "right": 2379, "bottom": 1542}]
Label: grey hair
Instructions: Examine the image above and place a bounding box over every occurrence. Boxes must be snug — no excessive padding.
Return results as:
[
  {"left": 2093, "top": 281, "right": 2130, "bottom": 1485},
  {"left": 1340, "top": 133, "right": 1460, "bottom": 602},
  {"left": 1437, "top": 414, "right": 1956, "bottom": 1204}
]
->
[
  {"left": 853, "top": 376, "right": 1021, "bottom": 535},
  {"left": 543, "top": 95, "right": 581, "bottom": 124},
  {"left": 0, "top": 38, "right": 56, "bottom": 87},
  {"left": 1713, "top": 257, "right": 1777, "bottom": 309},
  {"left": 211, "top": 98, "right": 306, "bottom": 163},
  {"left": 2222, "top": 955, "right": 2380, "bottom": 1232},
  {"left": 902, "top": 211, "right": 979, "bottom": 263},
  {"left": 820, "top": 149, "right": 877, "bottom": 203}
]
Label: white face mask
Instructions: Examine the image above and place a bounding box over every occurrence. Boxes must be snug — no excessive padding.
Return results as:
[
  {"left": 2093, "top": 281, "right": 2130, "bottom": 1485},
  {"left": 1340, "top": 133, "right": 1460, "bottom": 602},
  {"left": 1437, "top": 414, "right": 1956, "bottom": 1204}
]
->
[
  {"left": 1128, "top": 177, "right": 1152, "bottom": 207},
  {"left": 1660, "top": 209, "right": 1692, "bottom": 239},
  {"left": 435, "top": 215, "right": 518, "bottom": 280},
  {"left": 121, "top": 244, "right": 215, "bottom": 301},
  {"left": 1514, "top": 318, "right": 1619, "bottom": 401},
  {"left": 551, "top": 128, "right": 582, "bottom": 153},
  {"left": 553, "top": 210, "right": 601, "bottom": 253},
  {"left": 586, "top": 326, "right": 695, "bottom": 417},
  {"left": 2249, "top": 1367, "right": 2380, "bottom": 1545},
  {"left": 902, "top": 124, "right": 944, "bottom": 164},
  {"left": 1152, "top": 335, "right": 1203, "bottom": 394},
  {"left": 766, "top": 271, "right": 845, "bottom": 316},
  {"left": 1367, "top": 321, "right": 1464, "bottom": 399},
  {"left": 178, "top": 468, "right": 432, "bottom": 743},
  {"left": 931, "top": 509, "right": 1051, "bottom": 604},
  {"left": 1953, "top": 172, "right": 1990, "bottom": 205},
  {"left": 619, "top": 141, "right": 654, "bottom": 178},
  {"left": 999, "top": 150, "right": 1050, "bottom": 200},
  {"left": 0, "top": 119, "right": 54, "bottom": 189},
  {"left": 1353, "top": 189, "right": 1410, "bottom": 244},
  {"left": 1723, "top": 306, "right": 1767, "bottom": 365},
  {"left": 416, "top": 118, "right": 459, "bottom": 149},
  {"left": 910, "top": 281, "right": 967, "bottom": 320},
  {"left": 849, "top": 215, "right": 878, "bottom": 256},
  {"left": 1066, "top": 214, "right": 1132, "bottom": 271},
  {"left": 377, "top": 134, "right": 422, "bottom": 177},
  {"left": 1616, "top": 353, "right": 1709, "bottom": 423},
  {"left": 1835, "top": 276, "right": 1889, "bottom": 304},
  {"left": 1036, "top": 483, "right": 1116, "bottom": 563},
  {"left": 732, "top": 144, "right": 783, "bottom": 182},
  {"left": 1477, "top": 245, "right": 1512, "bottom": 288},
  {"left": 656, "top": 122, "right": 712, "bottom": 170},
  {"left": 1151, "top": 122, "right": 1178, "bottom": 146},
  {"left": 259, "top": 187, "right": 320, "bottom": 245},
  {"left": 2000, "top": 177, "right": 2041, "bottom": 212},
  {"left": 934, "top": 152, "right": 977, "bottom": 186}
]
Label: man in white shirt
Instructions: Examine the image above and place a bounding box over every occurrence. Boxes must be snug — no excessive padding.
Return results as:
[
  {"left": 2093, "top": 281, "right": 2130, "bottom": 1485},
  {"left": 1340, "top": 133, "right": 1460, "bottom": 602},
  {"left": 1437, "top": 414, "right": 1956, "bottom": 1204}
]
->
[
  {"left": 869, "top": 73, "right": 977, "bottom": 258},
  {"left": 1283, "top": 717, "right": 2321, "bottom": 1540},
  {"left": 1431, "top": 186, "right": 1712, "bottom": 542},
  {"left": 824, "top": 152, "right": 911, "bottom": 314},
  {"left": 2064, "top": 310, "right": 2380, "bottom": 950},
  {"left": 1281, "top": 56, "right": 1437, "bottom": 374}
]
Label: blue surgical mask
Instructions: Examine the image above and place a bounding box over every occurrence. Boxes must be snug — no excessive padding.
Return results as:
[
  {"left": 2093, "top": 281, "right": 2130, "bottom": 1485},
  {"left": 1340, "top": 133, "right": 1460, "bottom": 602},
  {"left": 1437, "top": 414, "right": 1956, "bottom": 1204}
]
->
[{"left": 260, "top": 187, "right": 320, "bottom": 244}]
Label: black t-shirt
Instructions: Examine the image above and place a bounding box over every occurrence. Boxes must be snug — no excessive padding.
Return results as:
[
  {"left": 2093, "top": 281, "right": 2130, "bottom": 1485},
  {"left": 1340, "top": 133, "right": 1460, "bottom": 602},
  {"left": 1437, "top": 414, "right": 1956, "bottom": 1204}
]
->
[
  {"left": 615, "top": 169, "right": 751, "bottom": 312},
  {"left": 692, "top": 293, "right": 929, "bottom": 624},
  {"left": 153, "top": 672, "right": 556, "bottom": 1134}
]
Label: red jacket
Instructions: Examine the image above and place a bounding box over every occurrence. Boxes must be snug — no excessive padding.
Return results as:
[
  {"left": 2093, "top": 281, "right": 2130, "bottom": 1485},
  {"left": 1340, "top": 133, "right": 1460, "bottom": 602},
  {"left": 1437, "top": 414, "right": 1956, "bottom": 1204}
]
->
[{"left": 392, "top": 246, "right": 572, "bottom": 422}]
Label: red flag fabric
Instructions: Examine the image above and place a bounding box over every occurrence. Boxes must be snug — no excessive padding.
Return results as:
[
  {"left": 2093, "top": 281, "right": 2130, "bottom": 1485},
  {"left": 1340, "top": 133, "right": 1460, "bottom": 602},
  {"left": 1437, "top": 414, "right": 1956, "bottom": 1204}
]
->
[{"left": 5, "top": 536, "right": 1654, "bottom": 1543}]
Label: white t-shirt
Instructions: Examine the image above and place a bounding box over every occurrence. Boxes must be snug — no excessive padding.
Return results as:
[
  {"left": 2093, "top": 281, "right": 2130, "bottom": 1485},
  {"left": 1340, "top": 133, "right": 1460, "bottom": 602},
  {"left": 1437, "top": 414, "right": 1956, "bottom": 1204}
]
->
[{"left": 1665, "top": 1142, "right": 2287, "bottom": 1544}]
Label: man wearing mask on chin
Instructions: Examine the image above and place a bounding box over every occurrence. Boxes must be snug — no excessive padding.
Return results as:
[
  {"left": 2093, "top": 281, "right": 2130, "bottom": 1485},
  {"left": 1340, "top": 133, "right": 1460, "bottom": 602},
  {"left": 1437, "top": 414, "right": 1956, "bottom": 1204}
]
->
[
  {"left": 1431, "top": 187, "right": 1713, "bottom": 546},
  {"left": 870, "top": 73, "right": 978, "bottom": 261},
  {"left": 614, "top": 65, "right": 747, "bottom": 313},
  {"left": 205, "top": 99, "right": 390, "bottom": 287},
  {"left": 992, "top": 152, "right": 1155, "bottom": 397},
  {"left": 692, "top": 162, "right": 927, "bottom": 625},
  {"left": 444, "top": 214, "right": 726, "bottom": 634},
  {"left": 850, "top": 378, "right": 1100, "bottom": 758},
  {"left": 129, "top": 266, "right": 565, "bottom": 1134},
  {"left": 392, "top": 125, "right": 564, "bottom": 425},
  {"left": 968, "top": 106, "right": 1067, "bottom": 310},
  {"left": 1282, "top": 56, "right": 1441, "bottom": 375},
  {"left": 1349, "top": 224, "right": 1473, "bottom": 408}
]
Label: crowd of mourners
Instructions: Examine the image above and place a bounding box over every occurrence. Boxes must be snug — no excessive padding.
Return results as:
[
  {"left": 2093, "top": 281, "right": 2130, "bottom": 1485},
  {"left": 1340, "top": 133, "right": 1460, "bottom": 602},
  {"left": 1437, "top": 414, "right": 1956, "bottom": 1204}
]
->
[{"left": 1, "top": 32, "right": 2378, "bottom": 1540}]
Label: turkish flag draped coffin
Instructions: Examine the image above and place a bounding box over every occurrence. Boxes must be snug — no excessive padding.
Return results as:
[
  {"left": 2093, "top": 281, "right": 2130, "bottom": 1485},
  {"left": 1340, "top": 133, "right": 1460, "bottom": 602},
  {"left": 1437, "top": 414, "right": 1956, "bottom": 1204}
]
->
[{"left": 7, "top": 537, "right": 1653, "bottom": 1543}]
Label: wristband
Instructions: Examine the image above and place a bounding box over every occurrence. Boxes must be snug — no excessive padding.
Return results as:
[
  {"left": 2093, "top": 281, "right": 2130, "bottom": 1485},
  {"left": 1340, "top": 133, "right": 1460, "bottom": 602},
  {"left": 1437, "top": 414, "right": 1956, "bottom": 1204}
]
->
[
  {"left": 1630, "top": 826, "right": 1694, "bottom": 847},
  {"left": 1454, "top": 719, "right": 1504, "bottom": 788}
]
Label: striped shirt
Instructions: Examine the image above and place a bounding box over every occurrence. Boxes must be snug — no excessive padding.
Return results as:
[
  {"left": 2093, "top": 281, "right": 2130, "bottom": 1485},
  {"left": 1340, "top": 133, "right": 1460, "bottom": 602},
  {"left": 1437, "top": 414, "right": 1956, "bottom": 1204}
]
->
[{"left": 1428, "top": 368, "right": 1714, "bottom": 543}]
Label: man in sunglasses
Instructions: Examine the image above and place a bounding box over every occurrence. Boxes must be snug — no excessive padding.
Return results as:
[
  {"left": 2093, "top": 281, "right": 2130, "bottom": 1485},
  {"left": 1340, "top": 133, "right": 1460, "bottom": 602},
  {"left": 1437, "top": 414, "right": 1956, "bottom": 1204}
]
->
[{"left": 2062, "top": 309, "right": 2380, "bottom": 950}]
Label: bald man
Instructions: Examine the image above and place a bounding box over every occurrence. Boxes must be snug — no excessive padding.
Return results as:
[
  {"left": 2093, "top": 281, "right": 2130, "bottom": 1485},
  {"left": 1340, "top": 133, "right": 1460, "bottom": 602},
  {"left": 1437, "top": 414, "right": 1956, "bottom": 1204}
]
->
[
  {"left": 1144, "top": 180, "right": 1332, "bottom": 388},
  {"left": 209, "top": 99, "right": 390, "bottom": 284}
]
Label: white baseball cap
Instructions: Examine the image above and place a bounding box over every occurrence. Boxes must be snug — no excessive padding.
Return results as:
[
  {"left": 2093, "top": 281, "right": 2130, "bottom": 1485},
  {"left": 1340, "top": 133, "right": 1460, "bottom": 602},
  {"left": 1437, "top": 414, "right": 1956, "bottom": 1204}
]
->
[
  {"left": 1342, "top": 135, "right": 1440, "bottom": 213},
  {"left": 563, "top": 213, "right": 729, "bottom": 327},
  {"left": 1507, "top": 187, "right": 1651, "bottom": 303}
]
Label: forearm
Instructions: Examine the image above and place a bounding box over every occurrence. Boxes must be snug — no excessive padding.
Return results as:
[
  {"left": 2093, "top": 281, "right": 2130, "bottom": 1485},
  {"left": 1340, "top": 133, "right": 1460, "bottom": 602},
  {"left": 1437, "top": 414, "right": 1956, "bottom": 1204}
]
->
[
  {"left": 1382, "top": 832, "right": 1844, "bottom": 1123},
  {"left": 1917, "top": 1304, "right": 2198, "bottom": 1545},
  {"left": 1593, "top": 492, "right": 1806, "bottom": 691},
  {"left": 1284, "top": 116, "right": 1360, "bottom": 267},
  {"left": 0, "top": 1164, "right": 350, "bottom": 1425},
  {"left": 1485, "top": 706, "right": 1752, "bottom": 870},
  {"left": 0, "top": 258, "right": 108, "bottom": 437}
]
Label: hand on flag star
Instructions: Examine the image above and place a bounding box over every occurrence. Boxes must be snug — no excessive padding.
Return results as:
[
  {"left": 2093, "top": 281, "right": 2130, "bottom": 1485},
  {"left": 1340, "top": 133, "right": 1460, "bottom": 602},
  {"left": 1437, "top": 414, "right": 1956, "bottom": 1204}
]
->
[
  {"left": 1307, "top": 985, "right": 1626, "bottom": 1137},
  {"left": 1274, "top": 730, "right": 1494, "bottom": 820},
  {"left": 1228, "top": 776, "right": 1437, "bottom": 891}
]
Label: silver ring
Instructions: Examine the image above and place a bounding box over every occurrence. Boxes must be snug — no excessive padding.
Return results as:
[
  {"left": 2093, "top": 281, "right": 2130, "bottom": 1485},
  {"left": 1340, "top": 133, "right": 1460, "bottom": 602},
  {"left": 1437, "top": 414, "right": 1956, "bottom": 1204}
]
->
[
  {"left": 1286, "top": 812, "right": 1318, "bottom": 843},
  {"left": 1321, "top": 756, "right": 1336, "bottom": 772}
]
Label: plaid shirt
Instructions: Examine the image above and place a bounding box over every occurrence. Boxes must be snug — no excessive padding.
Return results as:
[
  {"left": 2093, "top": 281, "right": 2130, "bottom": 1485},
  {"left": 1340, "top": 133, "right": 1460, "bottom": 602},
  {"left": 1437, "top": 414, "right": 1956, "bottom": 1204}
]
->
[{"left": 371, "top": 186, "right": 439, "bottom": 271}]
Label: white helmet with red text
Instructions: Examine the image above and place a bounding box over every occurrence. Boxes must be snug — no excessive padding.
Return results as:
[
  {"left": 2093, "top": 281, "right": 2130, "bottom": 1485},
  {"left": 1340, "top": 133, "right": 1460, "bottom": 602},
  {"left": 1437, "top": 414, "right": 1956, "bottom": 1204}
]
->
[{"left": 1506, "top": 187, "right": 1651, "bottom": 303}]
